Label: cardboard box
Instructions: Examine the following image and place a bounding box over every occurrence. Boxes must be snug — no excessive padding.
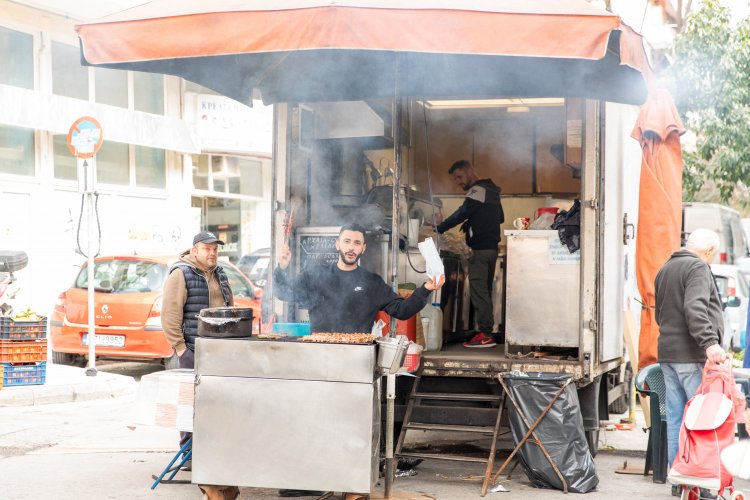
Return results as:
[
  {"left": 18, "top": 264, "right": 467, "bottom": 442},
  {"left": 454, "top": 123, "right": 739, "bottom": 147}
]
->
[{"left": 132, "top": 368, "right": 194, "bottom": 432}]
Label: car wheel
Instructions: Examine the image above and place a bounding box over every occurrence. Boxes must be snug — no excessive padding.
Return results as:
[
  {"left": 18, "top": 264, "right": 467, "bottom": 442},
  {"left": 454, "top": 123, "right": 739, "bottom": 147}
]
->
[
  {"left": 732, "top": 335, "right": 742, "bottom": 353},
  {"left": 607, "top": 362, "right": 632, "bottom": 415},
  {"left": 52, "top": 350, "right": 86, "bottom": 367}
]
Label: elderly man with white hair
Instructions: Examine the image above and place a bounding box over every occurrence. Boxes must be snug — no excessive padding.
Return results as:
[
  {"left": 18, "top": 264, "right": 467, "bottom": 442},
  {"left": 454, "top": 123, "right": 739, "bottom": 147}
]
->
[{"left": 655, "top": 228, "right": 728, "bottom": 496}]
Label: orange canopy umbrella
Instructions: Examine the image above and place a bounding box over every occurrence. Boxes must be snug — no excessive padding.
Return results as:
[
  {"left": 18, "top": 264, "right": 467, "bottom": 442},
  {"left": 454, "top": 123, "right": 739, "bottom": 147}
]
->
[
  {"left": 632, "top": 89, "right": 685, "bottom": 369},
  {"left": 76, "top": 0, "right": 653, "bottom": 105}
]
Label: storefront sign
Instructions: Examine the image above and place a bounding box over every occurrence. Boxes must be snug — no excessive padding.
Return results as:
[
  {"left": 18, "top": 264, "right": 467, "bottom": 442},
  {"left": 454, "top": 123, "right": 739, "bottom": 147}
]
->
[{"left": 188, "top": 93, "right": 272, "bottom": 154}]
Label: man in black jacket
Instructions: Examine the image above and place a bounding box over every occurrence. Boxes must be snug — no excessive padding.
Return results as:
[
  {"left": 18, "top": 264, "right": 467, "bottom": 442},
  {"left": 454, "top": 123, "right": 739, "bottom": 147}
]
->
[
  {"left": 655, "top": 228, "right": 727, "bottom": 493},
  {"left": 436, "top": 160, "right": 504, "bottom": 348},
  {"left": 273, "top": 223, "right": 443, "bottom": 498},
  {"left": 274, "top": 223, "right": 444, "bottom": 333}
]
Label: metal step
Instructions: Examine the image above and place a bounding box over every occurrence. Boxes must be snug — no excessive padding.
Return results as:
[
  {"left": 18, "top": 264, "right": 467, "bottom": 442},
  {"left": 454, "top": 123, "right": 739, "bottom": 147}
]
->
[
  {"left": 396, "top": 451, "right": 489, "bottom": 464},
  {"left": 404, "top": 422, "right": 496, "bottom": 434},
  {"left": 411, "top": 392, "right": 501, "bottom": 402}
]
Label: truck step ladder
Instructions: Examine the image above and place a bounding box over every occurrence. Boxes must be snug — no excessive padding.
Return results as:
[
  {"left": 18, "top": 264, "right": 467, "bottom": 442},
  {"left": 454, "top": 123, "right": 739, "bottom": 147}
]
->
[{"left": 394, "top": 374, "right": 506, "bottom": 497}]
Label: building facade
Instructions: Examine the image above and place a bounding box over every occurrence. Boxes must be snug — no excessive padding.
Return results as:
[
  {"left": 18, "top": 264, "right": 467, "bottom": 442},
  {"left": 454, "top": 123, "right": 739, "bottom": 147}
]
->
[{"left": 0, "top": 1, "right": 273, "bottom": 316}]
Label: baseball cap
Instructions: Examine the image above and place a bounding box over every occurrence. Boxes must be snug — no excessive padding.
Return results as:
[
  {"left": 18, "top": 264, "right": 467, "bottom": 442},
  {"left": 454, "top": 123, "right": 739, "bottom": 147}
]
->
[{"left": 193, "top": 231, "right": 225, "bottom": 246}]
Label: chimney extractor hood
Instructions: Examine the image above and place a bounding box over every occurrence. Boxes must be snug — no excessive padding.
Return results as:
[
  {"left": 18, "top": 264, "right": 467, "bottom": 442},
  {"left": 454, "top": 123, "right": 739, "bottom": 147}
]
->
[{"left": 311, "top": 101, "right": 392, "bottom": 141}]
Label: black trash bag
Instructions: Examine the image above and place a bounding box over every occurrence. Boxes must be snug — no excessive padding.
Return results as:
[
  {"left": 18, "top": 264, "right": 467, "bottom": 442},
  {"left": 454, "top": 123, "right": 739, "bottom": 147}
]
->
[
  {"left": 551, "top": 200, "right": 581, "bottom": 253},
  {"left": 503, "top": 372, "right": 598, "bottom": 493}
]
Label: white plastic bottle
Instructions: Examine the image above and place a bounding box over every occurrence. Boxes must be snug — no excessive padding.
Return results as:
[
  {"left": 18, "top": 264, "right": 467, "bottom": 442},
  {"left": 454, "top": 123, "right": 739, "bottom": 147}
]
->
[{"left": 422, "top": 293, "right": 443, "bottom": 352}]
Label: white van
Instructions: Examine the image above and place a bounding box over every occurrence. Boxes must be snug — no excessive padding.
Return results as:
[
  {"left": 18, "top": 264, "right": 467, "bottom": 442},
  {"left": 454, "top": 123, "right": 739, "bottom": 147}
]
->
[{"left": 683, "top": 203, "right": 750, "bottom": 264}]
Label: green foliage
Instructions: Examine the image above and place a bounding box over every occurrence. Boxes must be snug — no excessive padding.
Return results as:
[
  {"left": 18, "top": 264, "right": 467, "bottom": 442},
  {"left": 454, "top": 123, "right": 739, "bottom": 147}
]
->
[{"left": 666, "top": 1, "right": 750, "bottom": 205}]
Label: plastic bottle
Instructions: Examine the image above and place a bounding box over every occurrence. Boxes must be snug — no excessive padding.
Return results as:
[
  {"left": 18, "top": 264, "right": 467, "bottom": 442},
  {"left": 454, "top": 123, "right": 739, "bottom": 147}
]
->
[{"left": 422, "top": 293, "right": 443, "bottom": 352}]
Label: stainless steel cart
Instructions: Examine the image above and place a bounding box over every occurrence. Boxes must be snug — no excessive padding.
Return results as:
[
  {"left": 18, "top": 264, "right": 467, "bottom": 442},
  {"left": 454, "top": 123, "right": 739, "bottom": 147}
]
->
[{"left": 192, "top": 337, "right": 380, "bottom": 493}]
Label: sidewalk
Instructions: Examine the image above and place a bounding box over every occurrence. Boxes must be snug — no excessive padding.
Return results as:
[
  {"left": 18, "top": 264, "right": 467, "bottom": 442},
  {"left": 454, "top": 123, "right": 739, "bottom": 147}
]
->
[{"left": 0, "top": 362, "right": 137, "bottom": 407}]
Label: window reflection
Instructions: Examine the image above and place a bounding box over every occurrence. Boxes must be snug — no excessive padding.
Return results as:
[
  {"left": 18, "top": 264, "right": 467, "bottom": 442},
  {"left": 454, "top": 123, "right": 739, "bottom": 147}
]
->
[
  {"left": 0, "top": 26, "right": 32, "bottom": 89},
  {"left": 0, "top": 125, "right": 34, "bottom": 176}
]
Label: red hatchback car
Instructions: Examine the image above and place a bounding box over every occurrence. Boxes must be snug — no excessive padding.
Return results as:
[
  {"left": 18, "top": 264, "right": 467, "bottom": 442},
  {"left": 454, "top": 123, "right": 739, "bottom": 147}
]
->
[{"left": 49, "top": 255, "right": 262, "bottom": 366}]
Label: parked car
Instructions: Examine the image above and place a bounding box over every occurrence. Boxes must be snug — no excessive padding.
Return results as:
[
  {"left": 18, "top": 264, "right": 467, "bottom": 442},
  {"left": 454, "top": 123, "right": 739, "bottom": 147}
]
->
[
  {"left": 711, "top": 263, "right": 748, "bottom": 353},
  {"left": 49, "top": 255, "right": 262, "bottom": 366},
  {"left": 237, "top": 248, "right": 270, "bottom": 287},
  {"left": 683, "top": 203, "right": 750, "bottom": 264}
]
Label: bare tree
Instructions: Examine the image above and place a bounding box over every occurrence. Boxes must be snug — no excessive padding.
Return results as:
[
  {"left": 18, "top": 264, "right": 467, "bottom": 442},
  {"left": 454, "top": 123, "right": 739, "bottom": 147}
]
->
[{"left": 659, "top": 0, "right": 695, "bottom": 32}]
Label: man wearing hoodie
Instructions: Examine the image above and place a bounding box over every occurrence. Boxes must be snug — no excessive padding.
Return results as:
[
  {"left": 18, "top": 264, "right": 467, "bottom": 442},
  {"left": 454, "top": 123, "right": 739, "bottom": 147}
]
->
[
  {"left": 161, "top": 231, "right": 238, "bottom": 500},
  {"left": 655, "top": 228, "right": 728, "bottom": 496},
  {"left": 436, "top": 160, "right": 504, "bottom": 348}
]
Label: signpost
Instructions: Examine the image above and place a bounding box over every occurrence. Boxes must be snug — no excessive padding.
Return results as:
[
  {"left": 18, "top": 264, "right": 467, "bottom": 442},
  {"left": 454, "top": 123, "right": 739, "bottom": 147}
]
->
[{"left": 67, "top": 117, "right": 103, "bottom": 377}]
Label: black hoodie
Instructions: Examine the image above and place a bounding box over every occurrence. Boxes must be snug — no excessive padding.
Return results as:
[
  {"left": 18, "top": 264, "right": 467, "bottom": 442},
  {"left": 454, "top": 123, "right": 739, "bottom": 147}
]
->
[
  {"left": 436, "top": 178, "right": 504, "bottom": 250},
  {"left": 654, "top": 249, "right": 724, "bottom": 363}
]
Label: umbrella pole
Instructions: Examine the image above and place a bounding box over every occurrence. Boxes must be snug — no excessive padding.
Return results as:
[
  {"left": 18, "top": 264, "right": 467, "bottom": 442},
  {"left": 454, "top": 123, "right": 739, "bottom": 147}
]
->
[{"left": 385, "top": 55, "right": 403, "bottom": 500}]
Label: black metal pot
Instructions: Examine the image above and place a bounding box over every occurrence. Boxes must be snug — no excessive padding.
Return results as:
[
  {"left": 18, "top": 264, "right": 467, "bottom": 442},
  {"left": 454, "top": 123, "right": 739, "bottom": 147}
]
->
[{"left": 197, "top": 307, "right": 254, "bottom": 338}]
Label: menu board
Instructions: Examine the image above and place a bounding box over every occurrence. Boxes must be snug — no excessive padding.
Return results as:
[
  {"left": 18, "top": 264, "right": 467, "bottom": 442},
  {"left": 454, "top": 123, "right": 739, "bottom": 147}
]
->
[{"left": 297, "top": 233, "right": 339, "bottom": 271}]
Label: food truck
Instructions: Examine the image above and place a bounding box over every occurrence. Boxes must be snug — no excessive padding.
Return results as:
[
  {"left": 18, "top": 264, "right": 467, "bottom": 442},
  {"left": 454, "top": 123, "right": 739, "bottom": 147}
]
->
[
  {"left": 76, "top": 1, "right": 674, "bottom": 494},
  {"left": 269, "top": 94, "right": 643, "bottom": 450}
]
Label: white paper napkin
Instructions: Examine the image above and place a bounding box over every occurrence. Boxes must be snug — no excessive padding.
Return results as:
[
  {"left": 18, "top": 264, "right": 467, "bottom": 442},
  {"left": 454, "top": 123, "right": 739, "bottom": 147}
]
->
[{"left": 418, "top": 237, "right": 444, "bottom": 284}]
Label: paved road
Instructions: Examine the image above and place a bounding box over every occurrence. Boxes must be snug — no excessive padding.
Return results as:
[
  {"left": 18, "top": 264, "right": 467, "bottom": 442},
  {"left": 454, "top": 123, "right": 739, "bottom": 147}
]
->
[{"left": 0, "top": 362, "right": 748, "bottom": 499}]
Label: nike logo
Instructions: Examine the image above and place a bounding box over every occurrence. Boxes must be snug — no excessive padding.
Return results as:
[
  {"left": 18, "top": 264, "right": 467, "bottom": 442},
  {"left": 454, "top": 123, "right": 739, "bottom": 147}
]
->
[{"left": 354, "top": 286, "right": 364, "bottom": 291}]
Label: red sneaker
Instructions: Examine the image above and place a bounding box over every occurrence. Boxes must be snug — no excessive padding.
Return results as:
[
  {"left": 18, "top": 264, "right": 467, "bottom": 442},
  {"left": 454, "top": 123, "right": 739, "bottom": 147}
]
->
[{"left": 463, "top": 332, "right": 496, "bottom": 348}]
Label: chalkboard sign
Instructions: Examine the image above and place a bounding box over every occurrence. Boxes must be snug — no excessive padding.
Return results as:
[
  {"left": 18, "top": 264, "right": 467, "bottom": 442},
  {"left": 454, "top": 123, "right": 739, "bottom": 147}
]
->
[{"left": 296, "top": 233, "right": 339, "bottom": 271}]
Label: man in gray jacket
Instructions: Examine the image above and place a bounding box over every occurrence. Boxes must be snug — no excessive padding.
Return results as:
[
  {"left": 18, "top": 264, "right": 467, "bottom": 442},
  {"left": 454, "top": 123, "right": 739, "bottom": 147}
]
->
[{"left": 655, "top": 228, "right": 727, "bottom": 487}]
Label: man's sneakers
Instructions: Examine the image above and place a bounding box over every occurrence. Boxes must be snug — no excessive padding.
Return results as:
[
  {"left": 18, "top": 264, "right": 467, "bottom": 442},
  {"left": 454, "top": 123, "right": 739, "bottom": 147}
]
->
[{"left": 463, "top": 332, "right": 496, "bottom": 348}]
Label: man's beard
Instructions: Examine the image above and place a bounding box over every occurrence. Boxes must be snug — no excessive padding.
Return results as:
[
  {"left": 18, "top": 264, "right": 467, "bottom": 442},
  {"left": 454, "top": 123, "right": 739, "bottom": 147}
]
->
[{"left": 339, "top": 249, "right": 361, "bottom": 266}]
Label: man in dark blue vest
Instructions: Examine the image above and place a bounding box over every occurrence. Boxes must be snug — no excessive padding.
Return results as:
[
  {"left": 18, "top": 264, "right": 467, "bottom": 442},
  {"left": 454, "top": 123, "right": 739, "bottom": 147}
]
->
[
  {"left": 162, "top": 231, "right": 233, "bottom": 368},
  {"left": 161, "top": 231, "right": 236, "bottom": 498}
]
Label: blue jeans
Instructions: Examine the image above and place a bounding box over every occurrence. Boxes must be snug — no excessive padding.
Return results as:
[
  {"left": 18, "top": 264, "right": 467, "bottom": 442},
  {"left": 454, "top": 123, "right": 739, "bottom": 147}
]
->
[{"left": 661, "top": 362, "right": 703, "bottom": 467}]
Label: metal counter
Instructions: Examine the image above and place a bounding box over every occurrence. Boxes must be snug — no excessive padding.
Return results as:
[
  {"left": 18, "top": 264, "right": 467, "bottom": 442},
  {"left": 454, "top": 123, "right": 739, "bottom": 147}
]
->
[{"left": 192, "top": 337, "right": 380, "bottom": 493}]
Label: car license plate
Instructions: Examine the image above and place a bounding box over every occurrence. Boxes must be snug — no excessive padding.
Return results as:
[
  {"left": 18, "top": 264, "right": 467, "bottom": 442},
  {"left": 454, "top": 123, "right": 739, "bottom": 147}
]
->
[{"left": 81, "top": 334, "right": 125, "bottom": 348}]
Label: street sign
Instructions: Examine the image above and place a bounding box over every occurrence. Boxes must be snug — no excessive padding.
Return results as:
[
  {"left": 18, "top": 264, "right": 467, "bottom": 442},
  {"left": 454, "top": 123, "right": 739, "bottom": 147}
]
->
[{"left": 67, "top": 116, "right": 103, "bottom": 159}]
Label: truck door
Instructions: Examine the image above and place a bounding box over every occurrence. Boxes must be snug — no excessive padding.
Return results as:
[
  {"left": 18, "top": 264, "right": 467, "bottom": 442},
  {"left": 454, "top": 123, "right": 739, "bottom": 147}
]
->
[{"left": 599, "top": 103, "right": 639, "bottom": 362}]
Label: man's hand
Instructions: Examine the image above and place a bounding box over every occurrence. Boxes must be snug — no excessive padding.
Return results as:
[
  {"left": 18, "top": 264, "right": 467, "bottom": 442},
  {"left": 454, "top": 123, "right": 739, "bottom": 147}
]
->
[
  {"left": 424, "top": 274, "right": 446, "bottom": 291},
  {"left": 706, "top": 343, "right": 729, "bottom": 363},
  {"left": 433, "top": 213, "right": 444, "bottom": 225},
  {"left": 278, "top": 243, "right": 292, "bottom": 269}
]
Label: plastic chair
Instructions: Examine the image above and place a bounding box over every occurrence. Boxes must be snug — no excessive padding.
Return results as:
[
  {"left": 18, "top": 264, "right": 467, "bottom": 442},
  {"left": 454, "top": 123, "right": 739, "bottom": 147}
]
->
[{"left": 635, "top": 363, "right": 667, "bottom": 483}]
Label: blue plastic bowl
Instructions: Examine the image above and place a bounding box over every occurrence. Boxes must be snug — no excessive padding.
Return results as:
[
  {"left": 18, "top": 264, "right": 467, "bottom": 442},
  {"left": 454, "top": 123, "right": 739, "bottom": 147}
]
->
[{"left": 271, "top": 322, "right": 311, "bottom": 336}]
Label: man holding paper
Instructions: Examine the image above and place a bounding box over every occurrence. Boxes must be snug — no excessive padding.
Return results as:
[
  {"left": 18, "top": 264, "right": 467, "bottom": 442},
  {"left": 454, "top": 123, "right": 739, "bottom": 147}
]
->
[
  {"left": 435, "top": 160, "right": 504, "bottom": 348},
  {"left": 274, "top": 223, "right": 444, "bottom": 333}
]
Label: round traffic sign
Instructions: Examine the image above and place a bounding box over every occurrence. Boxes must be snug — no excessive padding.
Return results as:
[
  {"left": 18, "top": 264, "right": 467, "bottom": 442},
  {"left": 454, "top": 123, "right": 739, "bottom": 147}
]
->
[{"left": 67, "top": 116, "right": 103, "bottom": 158}]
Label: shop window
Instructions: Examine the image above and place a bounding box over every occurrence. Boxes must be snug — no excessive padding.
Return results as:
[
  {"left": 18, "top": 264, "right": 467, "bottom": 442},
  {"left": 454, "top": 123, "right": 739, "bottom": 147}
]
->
[
  {"left": 238, "top": 158, "right": 262, "bottom": 197},
  {"left": 53, "top": 134, "right": 76, "bottom": 180},
  {"left": 134, "top": 71, "right": 164, "bottom": 115},
  {"left": 211, "top": 156, "right": 230, "bottom": 193},
  {"left": 0, "top": 26, "right": 33, "bottom": 89},
  {"left": 191, "top": 154, "right": 263, "bottom": 196},
  {"left": 134, "top": 145, "right": 166, "bottom": 188},
  {"left": 0, "top": 125, "right": 34, "bottom": 176},
  {"left": 191, "top": 154, "right": 209, "bottom": 190},
  {"left": 52, "top": 41, "right": 88, "bottom": 100},
  {"left": 96, "top": 141, "right": 129, "bottom": 185},
  {"left": 95, "top": 67, "right": 128, "bottom": 108}
]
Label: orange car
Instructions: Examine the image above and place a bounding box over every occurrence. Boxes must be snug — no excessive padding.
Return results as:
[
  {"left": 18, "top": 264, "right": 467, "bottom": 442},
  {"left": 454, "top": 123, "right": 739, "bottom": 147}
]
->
[{"left": 50, "top": 255, "right": 262, "bottom": 366}]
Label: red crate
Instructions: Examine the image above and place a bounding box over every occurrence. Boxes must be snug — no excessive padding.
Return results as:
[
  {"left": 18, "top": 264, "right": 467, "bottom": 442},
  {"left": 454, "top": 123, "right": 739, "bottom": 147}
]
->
[
  {"left": 0, "top": 340, "right": 47, "bottom": 363},
  {"left": 0, "top": 317, "right": 47, "bottom": 340},
  {"left": 2, "top": 362, "right": 45, "bottom": 387}
]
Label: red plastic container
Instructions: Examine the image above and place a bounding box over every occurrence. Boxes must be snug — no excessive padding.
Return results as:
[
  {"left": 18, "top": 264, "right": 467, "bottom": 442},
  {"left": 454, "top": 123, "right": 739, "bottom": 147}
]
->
[
  {"left": 375, "top": 311, "right": 416, "bottom": 343},
  {"left": 0, "top": 340, "right": 48, "bottom": 363},
  {"left": 534, "top": 207, "right": 559, "bottom": 220}
]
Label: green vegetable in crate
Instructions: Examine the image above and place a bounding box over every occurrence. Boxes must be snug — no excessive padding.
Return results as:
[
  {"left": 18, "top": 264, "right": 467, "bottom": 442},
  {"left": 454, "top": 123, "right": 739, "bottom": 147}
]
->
[{"left": 14, "top": 308, "right": 42, "bottom": 322}]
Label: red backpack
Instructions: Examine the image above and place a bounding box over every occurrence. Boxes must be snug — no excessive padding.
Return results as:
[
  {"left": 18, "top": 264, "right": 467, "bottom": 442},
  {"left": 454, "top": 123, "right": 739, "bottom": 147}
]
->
[{"left": 668, "top": 361, "right": 740, "bottom": 494}]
